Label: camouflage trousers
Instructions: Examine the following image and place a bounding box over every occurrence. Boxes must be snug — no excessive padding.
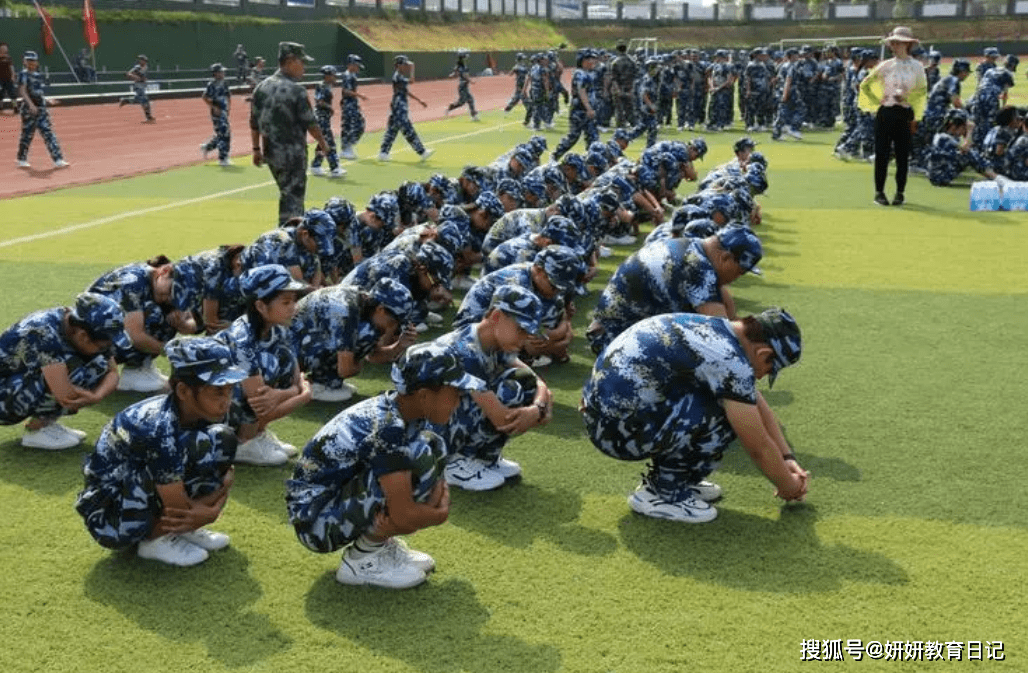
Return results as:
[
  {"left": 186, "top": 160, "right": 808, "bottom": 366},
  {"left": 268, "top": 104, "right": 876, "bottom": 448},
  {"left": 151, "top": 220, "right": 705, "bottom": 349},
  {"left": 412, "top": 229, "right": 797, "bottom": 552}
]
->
[
  {"left": 0, "top": 354, "right": 109, "bottom": 425},
  {"left": 692, "top": 90, "right": 708, "bottom": 125},
  {"left": 75, "top": 424, "right": 237, "bottom": 550},
  {"left": 676, "top": 91, "right": 692, "bottom": 128},
  {"left": 113, "top": 303, "right": 177, "bottom": 367},
  {"left": 972, "top": 96, "right": 999, "bottom": 148},
  {"left": 552, "top": 108, "right": 599, "bottom": 160},
  {"left": 341, "top": 101, "right": 365, "bottom": 148},
  {"left": 707, "top": 88, "right": 733, "bottom": 129},
  {"left": 628, "top": 108, "right": 659, "bottom": 148},
  {"left": 381, "top": 106, "right": 426, "bottom": 155},
  {"left": 448, "top": 84, "right": 477, "bottom": 115},
  {"left": 203, "top": 112, "right": 231, "bottom": 161},
  {"left": 658, "top": 90, "right": 674, "bottom": 126},
  {"left": 614, "top": 92, "right": 637, "bottom": 128},
  {"left": 264, "top": 140, "right": 309, "bottom": 224},
  {"left": 228, "top": 339, "right": 296, "bottom": 429},
  {"left": 18, "top": 105, "right": 64, "bottom": 162},
  {"left": 311, "top": 113, "right": 339, "bottom": 170},
  {"left": 441, "top": 367, "right": 536, "bottom": 463},
  {"left": 928, "top": 147, "right": 990, "bottom": 186},
  {"left": 288, "top": 430, "right": 447, "bottom": 553},
  {"left": 529, "top": 89, "right": 548, "bottom": 129},
  {"left": 595, "top": 95, "right": 613, "bottom": 128},
  {"left": 504, "top": 89, "right": 528, "bottom": 113},
  {"left": 122, "top": 83, "right": 152, "bottom": 119},
  {"left": 772, "top": 94, "right": 805, "bottom": 137},
  {"left": 743, "top": 90, "right": 770, "bottom": 129}
]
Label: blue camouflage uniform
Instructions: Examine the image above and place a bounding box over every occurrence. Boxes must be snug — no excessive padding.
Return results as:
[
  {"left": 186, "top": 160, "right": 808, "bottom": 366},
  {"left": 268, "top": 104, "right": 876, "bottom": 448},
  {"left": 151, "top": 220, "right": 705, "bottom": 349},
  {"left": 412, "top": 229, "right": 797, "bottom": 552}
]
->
[
  {"left": 202, "top": 72, "right": 232, "bottom": 162},
  {"left": 311, "top": 78, "right": 340, "bottom": 171},
  {"left": 743, "top": 56, "right": 771, "bottom": 130},
  {"left": 628, "top": 63, "right": 660, "bottom": 147},
  {"left": 581, "top": 313, "right": 758, "bottom": 498},
  {"left": 122, "top": 59, "right": 154, "bottom": 120},
  {"left": 927, "top": 131, "right": 992, "bottom": 186},
  {"left": 971, "top": 68, "right": 1013, "bottom": 147},
  {"left": 482, "top": 207, "right": 548, "bottom": 254},
  {"left": 381, "top": 61, "right": 427, "bottom": 156},
  {"left": 242, "top": 227, "right": 322, "bottom": 284},
  {"left": 340, "top": 61, "right": 366, "bottom": 151},
  {"left": 453, "top": 263, "right": 565, "bottom": 331},
  {"left": 505, "top": 57, "right": 530, "bottom": 113},
  {"left": 17, "top": 61, "right": 65, "bottom": 164},
  {"left": 341, "top": 242, "right": 452, "bottom": 326},
  {"left": 706, "top": 57, "right": 734, "bottom": 130},
  {"left": 528, "top": 57, "right": 549, "bottom": 130},
  {"left": 217, "top": 312, "right": 297, "bottom": 429},
  {"left": 915, "top": 74, "right": 963, "bottom": 166},
  {"left": 553, "top": 54, "right": 599, "bottom": 161},
  {"left": 818, "top": 54, "right": 844, "bottom": 128},
  {"left": 175, "top": 246, "right": 247, "bottom": 329},
  {"left": 447, "top": 58, "right": 477, "bottom": 117}
]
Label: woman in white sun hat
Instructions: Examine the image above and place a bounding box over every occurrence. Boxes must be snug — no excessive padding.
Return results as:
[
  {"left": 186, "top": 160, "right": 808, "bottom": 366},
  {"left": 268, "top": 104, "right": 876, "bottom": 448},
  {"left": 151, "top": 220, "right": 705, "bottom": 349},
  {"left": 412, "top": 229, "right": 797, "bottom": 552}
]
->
[{"left": 859, "top": 26, "right": 928, "bottom": 207}]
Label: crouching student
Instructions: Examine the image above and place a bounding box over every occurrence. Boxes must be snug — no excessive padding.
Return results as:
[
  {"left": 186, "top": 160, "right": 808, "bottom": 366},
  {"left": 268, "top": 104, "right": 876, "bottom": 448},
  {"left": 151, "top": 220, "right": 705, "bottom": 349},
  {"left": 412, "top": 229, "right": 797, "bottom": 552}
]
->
[
  {"left": 286, "top": 343, "right": 486, "bottom": 589},
  {"left": 0, "top": 293, "right": 128, "bottom": 450},
  {"left": 75, "top": 337, "right": 247, "bottom": 567},
  {"left": 581, "top": 309, "right": 808, "bottom": 523},
  {"left": 434, "top": 285, "right": 553, "bottom": 491},
  {"left": 217, "top": 264, "right": 312, "bottom": 466}
]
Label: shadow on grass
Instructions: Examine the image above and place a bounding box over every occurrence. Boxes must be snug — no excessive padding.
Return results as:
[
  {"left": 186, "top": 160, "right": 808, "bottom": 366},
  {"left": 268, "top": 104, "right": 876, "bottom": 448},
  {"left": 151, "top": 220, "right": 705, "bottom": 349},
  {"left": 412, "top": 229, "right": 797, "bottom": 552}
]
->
[
  {"left": 618, "top": 505, "right": 908, "bottom": 593},
  {"left": 0, "top": 437, "right": 89, "bottom": 496},
  {"left": 305, "top": 575, "right": 561, "bottom": 673},
  {"left": 448, "top": 482, "right": 617, "bottom": 557},
  {"left": 83, "top": 549, "right": 292, "bottom": 667}
]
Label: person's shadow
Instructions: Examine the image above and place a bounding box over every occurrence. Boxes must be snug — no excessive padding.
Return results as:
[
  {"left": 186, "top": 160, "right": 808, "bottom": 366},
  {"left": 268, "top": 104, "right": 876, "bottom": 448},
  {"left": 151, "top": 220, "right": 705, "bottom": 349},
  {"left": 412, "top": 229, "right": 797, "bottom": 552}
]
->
[
  {"left": 83, "top": 549, "right": 292, "bottom": 667},
  {"left": 305, "top": 575, "right": 561, "bottom": 673}
]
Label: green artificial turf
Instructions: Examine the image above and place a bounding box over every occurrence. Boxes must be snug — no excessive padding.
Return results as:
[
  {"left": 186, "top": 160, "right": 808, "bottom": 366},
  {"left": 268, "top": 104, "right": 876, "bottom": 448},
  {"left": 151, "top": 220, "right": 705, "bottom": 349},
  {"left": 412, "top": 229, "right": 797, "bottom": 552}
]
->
[{"left": 0, "top": 111, "right": 1025, "bottom": 673}]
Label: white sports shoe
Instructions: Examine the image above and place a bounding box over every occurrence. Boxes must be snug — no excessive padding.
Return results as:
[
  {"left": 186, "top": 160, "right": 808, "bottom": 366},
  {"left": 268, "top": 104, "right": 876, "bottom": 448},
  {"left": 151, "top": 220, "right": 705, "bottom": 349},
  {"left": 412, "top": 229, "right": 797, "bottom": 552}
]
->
[
  {"left": 685, "top": 480, "right": 723, "bottom": 502},
  {"left": 531, "top": 355, "right": 553, "bottom": 367},
  {"left": 383, "top": 537, "right": 436, "bottom": 573},
  {"left": 444, "top": 456, "right": 505, "bottom": 491},
  {"left": 451, "top": 275, "right": 475, "bottom": 291},
  {"left": 378, "top": 152, "right": 391, "bottom": 162},
  {"left": 116, "top": 363, "right": 169, "bottom": 393},
  {"left": 310, "top": 381, "right": 355, "bottom": 403},
  {"left": 180, "top": 528, "right": 230, "bottom": 551},
  {"left": 598, "top": 245, "right": 613, "bottom": 258},
  {"left": 54, "top": 159, "right": 70, "bottom": 168},
  {"left": 419, "top": 148, "right": 435, "bottom": 162},
  {"left": 425, "top": 311, "right": 444, "bottom": 325},
  {"left": 786, "top": 127, "right": 803, "bottom": 140},
  {"left": 336, "top": 544, "right": 427, "bottom": 589},
  {"left": 471, "top": 114, "right": 481, "bottom": 122},
  {"left": 219, "top": 158, "right": 232, "bottom": 167},
  {"left": 21, "top": 424, "right": 80, "bottom": 450},
  {"left": 137, "top": 534, "right": 209, "bottom": 566},
  {"left": 627, "top": 480, "right": 718, "bottom": 523},
  {"left": 48, "top": 422, "right": 87, "bottom": 441},
  {"left": 264, "top": 428, "right": 297, "bottom": 458},
  {"left": 341, "top": 146, "right": 356, "bottom": 160},
  {"left": 200, "top": 143, "right": 210, "bottom": 159},
  {"left": 329, "top": 167, "right": 346, "bottom": 178},
  {"left": 17, "top": 160, "right": 30, "bottom": 168},
  {"left": 310, "top": 166, "right": 326, "bottom": 176},
  {"left": 414, "top": 322, "right": 429, "bottom": 333},
  {"left": 234, "top": 433, "right": 289, "bottom": 466},
  {"left": 486, "top": 456, "right": 522, "bottom": 479}
]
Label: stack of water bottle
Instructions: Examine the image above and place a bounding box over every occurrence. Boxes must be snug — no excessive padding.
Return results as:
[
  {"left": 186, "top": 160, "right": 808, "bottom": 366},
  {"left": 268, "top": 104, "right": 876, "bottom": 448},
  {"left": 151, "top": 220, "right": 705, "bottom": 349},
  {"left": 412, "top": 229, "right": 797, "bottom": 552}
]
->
[{"left": 970, "top": 177, "right": 1028, "bottom": 211}]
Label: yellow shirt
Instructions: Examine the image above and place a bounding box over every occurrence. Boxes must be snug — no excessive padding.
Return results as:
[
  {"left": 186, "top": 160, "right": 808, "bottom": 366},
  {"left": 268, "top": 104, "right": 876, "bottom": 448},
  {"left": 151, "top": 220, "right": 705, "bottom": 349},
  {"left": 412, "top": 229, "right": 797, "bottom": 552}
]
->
[{"left": 858, "top": 56, "right": 928, "bottom": 119}]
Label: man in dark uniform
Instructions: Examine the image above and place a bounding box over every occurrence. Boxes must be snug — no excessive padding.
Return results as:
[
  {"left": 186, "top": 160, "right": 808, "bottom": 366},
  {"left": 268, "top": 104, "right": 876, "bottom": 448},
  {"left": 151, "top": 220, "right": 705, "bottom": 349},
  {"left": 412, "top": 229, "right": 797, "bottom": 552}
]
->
[
  {"left": 610, "top": 40, "right": 638, "bottom": 129},
  {"left": 250, "top": 42, "right": 330, "bottom": 225},
  {"left": 0, "top": 42, "right": 17, "bottom": 113}
]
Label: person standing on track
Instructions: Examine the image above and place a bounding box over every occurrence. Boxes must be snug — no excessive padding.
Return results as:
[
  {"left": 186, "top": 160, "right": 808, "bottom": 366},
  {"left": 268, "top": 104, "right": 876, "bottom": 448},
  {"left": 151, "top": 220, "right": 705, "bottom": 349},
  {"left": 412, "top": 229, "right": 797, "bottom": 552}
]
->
[
  {"left": 119, "top": 54, "right": 155, "bottom": 123},
  {"left": 16, "top": 50, "right": 69, "bottom": 170},
  {"left": 378, "top": 55, "right": 434, "bottom": 163},
  {"left": 200, "top": 63, "right": 232, "bottom": 167},
  {"left": 250, "top": 42, "right": 331, "bottom": 225},
  {"left": 339, "top": 54, "right": 368, "bottom": 160}
]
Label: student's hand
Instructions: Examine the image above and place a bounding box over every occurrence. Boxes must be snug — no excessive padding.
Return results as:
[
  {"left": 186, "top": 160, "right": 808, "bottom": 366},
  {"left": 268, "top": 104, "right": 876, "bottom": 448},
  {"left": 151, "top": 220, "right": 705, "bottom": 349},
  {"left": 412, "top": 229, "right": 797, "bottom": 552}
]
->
[
  {"left": 252, "top": 148, "right": 264, "bottom": 167},
  {"left": 246, "top": 385, "right": 277, "bottom": 417},
  {"left": 420, "top": 100, "right": 428, "bottom": 108},
  {"left": 159, "top": 501, "right": 221, "bottom": 532},
  {"left": 775, "top": 463, "right": 809, "bottom": 502},
  {"left": 497, "top": 406, "right": 538, "bottom": 435}
]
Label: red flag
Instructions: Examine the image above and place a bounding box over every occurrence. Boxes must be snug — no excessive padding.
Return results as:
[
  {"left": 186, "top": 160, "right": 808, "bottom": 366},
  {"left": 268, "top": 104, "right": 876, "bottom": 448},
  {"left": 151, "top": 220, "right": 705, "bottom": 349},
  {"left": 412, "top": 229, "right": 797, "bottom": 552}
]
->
[
  {"left": 39, "top": 6, "right": 55, "bottom": 56},
  {"left": 83, "top": 0, "right": 100, "bottom": 48}
]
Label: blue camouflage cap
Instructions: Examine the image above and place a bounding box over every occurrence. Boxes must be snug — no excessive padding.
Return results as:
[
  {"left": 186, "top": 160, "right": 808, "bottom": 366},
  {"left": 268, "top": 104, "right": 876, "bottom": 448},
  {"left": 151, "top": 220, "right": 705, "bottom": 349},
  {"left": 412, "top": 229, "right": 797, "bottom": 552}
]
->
[
  {"left": 733, "top": 136, "right": 757, "bottom": 153},
  {"left": 242, "top": 264, "right": 308, "bottom": 300},
  {"left": 555, "top": 194, "right": 586, "bottom": 226},
  {"left": 753, "top": 307, "right": 802, "bottom": 388},
  {"left": 71, "top": 292, "right": 131, "bottom": 350},
  {"left": 475, "top": 190, "right": 506, "bottom": 221},
  {"left": 433, "top": 220, "right": 465, "bottom": 254},
  {"left": 785, "top": 47, "right": 799, "bottom": 57},
  {"left": 391, "top": 342, "right": 486, "bottom": 395},
  {"left": 682, "top": 218, "right": 719, "bottom": 239},
  {"left": 671, "top": 204, "right": 712, "bottom": 230},
  {"left": 496, "top": 177, "right": 523, "bottom": 200},
  {"left": 489, "top": 284, "right": 544, "bottom": 335},
  {"left": 717, "top": 224, "right": 763, "bottom": 275},
  {"left": 347, "top": 54, "right": 365, "bottom": 67},
  {"left": 512, "top": 148, "right": 535, "bottom": 169},
  {"left": 561, "top": 153, "right": 589, "bottom": 182},
  {"left": 590, "top": 188, "right": 622, "bottom": 215},
  {"left": 706, "top": 192, "right": 737, "bottom": 219},
  {"left": 748, "top": 151, "right": 768, "bottom": 169},
  {"left": 542, "top": 166, "right": 569, "bottom": 193},
  {"left": 367, "top": 192, "right": 400, "bottom": 226},
  {"left": 529, "top": 135, "right": 548, "bottom": 153},
  {"left": 399, "top": 181, "right": 434, "bottom": 212},
  {"left": 541, "top": 215, "right": 581, "bottom": 249},
  {"left": 279, "top": 42, "right": 314, "bottom": 63},
  {"left": 24, "top": 51, "right": 39, "bottom": 61},
  {"left": 1005, "top": 54, "right": 1019, "bottom": 71},
  {"left": 301, "top": 209, "right": 337, "bottom": 258},
  {"left": 427, "top": 173, "right": 458, "bottom": 204},
  {"left": 521, "top": 173, "right": 548, "bottom": 201},
  {"left": 984, "top": 47, "right": 1000, "bottom": 57},
  {"left": 370, "top": 277, "right": 415, "bottom": 324},
  {"left": 438, "top": 204, "right": 470, "bottom": 236},
  {"left": 320, "top": 65, "right": 338, "bottom": 76},
  {"left": 165, "top": 336, "right": 247, "bottom": 386},
  {"left": 535, "top": 244, "right": 584, "bottom": 293},
  {"left": 210, "top": 63, "right": 225, "bottom": 73},
  {"left": 689, "top": 137, "right": 708, "bottom": 160},
  {"left": 324, "top": 197, "right": 357, "bottom": 229},
  {"left": 414, "top": 240, "right": 454, "bottom": 290},
  {"left": 585, "top": 150, "right": 609, "bottom": 173}
]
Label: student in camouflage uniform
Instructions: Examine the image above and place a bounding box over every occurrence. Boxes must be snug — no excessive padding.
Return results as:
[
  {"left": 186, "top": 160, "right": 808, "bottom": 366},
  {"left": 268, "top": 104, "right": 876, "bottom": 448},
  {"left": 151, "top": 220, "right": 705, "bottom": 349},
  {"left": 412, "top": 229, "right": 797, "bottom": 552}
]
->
[
  {"left": 200, "top": 63, "right": 232, "bottom": 167},
  {"left": 971, "top": 61, "right": 1014, "bottom": 148},
  {"left": 927, "top": 109, "right": 996, "bottom": 186},
  {"left": 15, "top": 51, "right": 68, "bottom": 169},
  {"left": 75, "top": 337, "right": 245, "bottom": 567},
  {"left": 628, "top": 58, "right": 661, "bottom": 148},
  {"left": 610, "top": 41, "right": 638, "bottom": 129},
  {"left": 552, "top": 49, "right": 599, "bottom": 162},
  {"left": 586, "top": 224, "right": 762, "bottom": 355},
  {"left": 925, "top": 50, "right": 942, "bottom": 93},
  {"left": 0, "top": 293, "right": 127, "bottom": 450},
  {"left": 526, "top": 53, "right": 551, "bottom": 131},
  {"left": 912, "top": 59, "right": 971, "bottom": 170},
  {"left": 581, "top": 309, "right": 807, "bottom": 523},
  {"left": 243, "top": 209, "right": 337, "bottom": 286},
  {"left": 771, "top": 49, "right": 804, "bottom": 141},
  {"left": 445, "top": 49, "right": 479, "bottom": 121},
  {"left": 174, "top": 244, "right": 248, "bottom": 334},
  {"left": 234, "top": 44, "right": 249, "bottom": 83},
  {"left": 818, "top": 46, "right": 844, "bottom": 128},
  {"left": 119, "top": 54, "right": 155, "bottom": 122},
  {"left": 975, "top": 47, "right": 1000, "bottom": 91},
  {"left": 250, "top": 42, "right": 331, "bottom": 225},
  {"left": 380, "top": 54, "right": 434, "bottom": 162},
  {"left": 706, "top": 50, "right": 735, "bottom": 132},
  {"left": 743, "top": 49, "right": 772, "bottom": 132},
  {"left": 340, "top": 54, "right": 368, "bottom": 161},
  {"left": 484, "top": 215, "right": 582, "bottom": 274},
  {"left": 547, "top": 51, "right": 568, "bottom": 124},
  {"left": 504, "top": 52, "right": 530, "bottom": 116},
  {"left": 593, "top": 49, "right": 613, "bottom": 131},
  {"left": 310, "top": 65, "right": 345, "bottom": 179},
  {"left": 286, "top": 343, "right": 485, "bottom": 589},
  {"left": 435, "top": 286, "right": 553, "bottom": 492}
]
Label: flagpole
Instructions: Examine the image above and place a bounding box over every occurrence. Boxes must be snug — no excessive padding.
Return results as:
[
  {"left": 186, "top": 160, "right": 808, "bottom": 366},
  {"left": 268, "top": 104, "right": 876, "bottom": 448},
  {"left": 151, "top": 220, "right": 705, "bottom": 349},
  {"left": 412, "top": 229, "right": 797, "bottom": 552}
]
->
[
  {"left": 91, "top": 46, "right": 96, "bottom": 82},
  {"left": 31, "top": 0, "right": 81, "bottom": 84}
]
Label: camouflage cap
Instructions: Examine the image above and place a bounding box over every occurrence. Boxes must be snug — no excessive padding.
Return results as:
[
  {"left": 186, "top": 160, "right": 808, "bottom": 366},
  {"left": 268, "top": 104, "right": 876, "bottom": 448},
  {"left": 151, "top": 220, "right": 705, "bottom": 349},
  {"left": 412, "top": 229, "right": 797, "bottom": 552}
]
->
[
  {"left": 951, "top": 58, "right": 971, "bottom": 74},
  {"left": 1005, "top": 54, "right": 1019, "bottom": 71},
  {"left": 475, "top": 190, "right": 506, "bottom": 221},
  {"left": 541, "top": 215, "right": 581, "bottom": 250},
  {"left": 367, "top": 192, "right": 400, "bottom": 226},
  {"left": 733, "top": 136, "right": 757, "bottom": 153},
  {"left": 319, "top": 65, "right": 338, "bottom": 76},
  {"left": 984, "top": 46, "right": 1000, "bottom": 57},
  {"left": 745, "top": 167, "right": 769, "bottom": 195},
  {"left": 585, "top": 150, "right": 609, "bottom": 173},
  {"left": 165, "top": 336, "right": 247, "bottom": 386},
  {"left": 496, "top": 177, "right": 523, "bottom": 200},
  {"left": 590, "top": 188, "right": 622, "bottom": 215},
  {"left": 748, "top": 150, "right": 768, "bottom": 169},
  {"left": 210, "top": 63, "right": 224, "bottom": 73},
  {"left": 370, "top": 277, "right": 415, "bottom": 324},
  {"left": 512, "top": 148, "right": 535, "bottom": 168},
  {"left": 301, "top": 209, "right": 337, "bottom": 258},
  {"left": 137, "top": 54, "right": 148, "bottom": 61},
  {"left": 753, "top": 307, "right": 802, "bottom": 388},
  {"left": 391, "top": 342, "right": 486, "bottom": 395},
  {"left": 489, "top": 285, "right": 543, "bottom": 336},
  {"left": 542, "top": 166, "right": 569, "bottom": 193},
  {"left": 71, "top": 292, "right": 131, "bottom": 350},
  {"left": 279, "top": 42, "right": 314, "bottom": 63},
  {"left": 414, "top": 240, "right": 454, "bottom": 290},
  {"left": 529, "top": 135, "right": 548, "bottom": 153},
  {"left": 394, "top": 54, "right": 411, "bottom": 65},
  {"left": 561, "top": 153, "right": 589, "bottom": 182},
  {"left": 682, "top": 218, "right": 719, "bottom": 239},
  {"left": 433, "top": 220, "right": 466, "bottom": 255},
  {"left": 24, "top": 51, "right": 39, "bottom": 61},
  {"left": 717, "top": 224, "right": 763, "bottom": 276},
  {"left": 399, "top": 181, "right": 434, "bottom": 212},
  {"left": 241, "top": 264, "right": 308, "bottom": 300},
  {"left": 324, "top": 197, "right": 357, "bottom": 229},
  {"left": 521, "top": 174, "right": 548, "bottom": 201},
  {"left": 689, "top": 137, "right": 708, "bottom": 160},
  {"left": 427, "top": 173, "right": 458, "bottom": 204},
  {"left": 671, "top": 203, "right": 712, "bottom": 230},
  {"left": 535, "top": 244, "right": 584, "bottom": 293}
]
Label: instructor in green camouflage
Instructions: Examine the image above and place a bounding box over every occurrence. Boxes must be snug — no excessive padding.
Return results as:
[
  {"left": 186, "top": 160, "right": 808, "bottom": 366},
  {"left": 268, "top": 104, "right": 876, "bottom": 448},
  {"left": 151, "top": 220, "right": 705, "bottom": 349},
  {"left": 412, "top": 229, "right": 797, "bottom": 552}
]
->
[{"left": 250, "top": 42, "right": 330, "bottom": 224}]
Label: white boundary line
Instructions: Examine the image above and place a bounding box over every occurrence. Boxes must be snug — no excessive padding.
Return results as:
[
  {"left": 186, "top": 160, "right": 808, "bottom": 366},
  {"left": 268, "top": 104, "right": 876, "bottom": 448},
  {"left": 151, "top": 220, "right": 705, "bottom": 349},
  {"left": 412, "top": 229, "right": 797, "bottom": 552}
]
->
[{"left": 0, "top": 120, "right": 522, "bottom": 250}]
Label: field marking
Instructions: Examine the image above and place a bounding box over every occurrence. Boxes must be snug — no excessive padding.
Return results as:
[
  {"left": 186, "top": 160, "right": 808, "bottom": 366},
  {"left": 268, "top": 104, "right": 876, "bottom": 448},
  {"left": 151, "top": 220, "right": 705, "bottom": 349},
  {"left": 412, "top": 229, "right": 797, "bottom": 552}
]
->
[{"left": 0, "top": 120, "right": 522, "bottom": 250}]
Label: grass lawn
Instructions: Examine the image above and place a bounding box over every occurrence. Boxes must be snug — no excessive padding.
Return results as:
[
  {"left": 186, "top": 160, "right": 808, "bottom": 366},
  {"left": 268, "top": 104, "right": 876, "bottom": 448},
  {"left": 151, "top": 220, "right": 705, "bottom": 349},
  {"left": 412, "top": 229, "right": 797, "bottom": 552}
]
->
[{"left": 0, "top": 109, "right": 1025, "bottom": 673}]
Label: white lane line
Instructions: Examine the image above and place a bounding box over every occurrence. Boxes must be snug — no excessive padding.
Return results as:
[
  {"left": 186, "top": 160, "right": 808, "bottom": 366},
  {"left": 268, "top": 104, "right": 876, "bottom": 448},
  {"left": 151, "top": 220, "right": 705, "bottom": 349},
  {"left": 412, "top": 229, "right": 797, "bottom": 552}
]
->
[{"left": 0, "top": 119, "right": 521, "bottom": 250}]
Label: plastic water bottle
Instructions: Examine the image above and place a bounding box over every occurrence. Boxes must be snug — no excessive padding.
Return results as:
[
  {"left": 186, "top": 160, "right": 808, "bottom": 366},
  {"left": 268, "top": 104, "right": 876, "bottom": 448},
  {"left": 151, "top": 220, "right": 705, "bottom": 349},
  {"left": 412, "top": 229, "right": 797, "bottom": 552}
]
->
[
  {"left": 1011, "top": 182, "right": 1028, "bottom": 211},
  {"left": 970, "top": 181, "right": 1000, "bottom": 211}
]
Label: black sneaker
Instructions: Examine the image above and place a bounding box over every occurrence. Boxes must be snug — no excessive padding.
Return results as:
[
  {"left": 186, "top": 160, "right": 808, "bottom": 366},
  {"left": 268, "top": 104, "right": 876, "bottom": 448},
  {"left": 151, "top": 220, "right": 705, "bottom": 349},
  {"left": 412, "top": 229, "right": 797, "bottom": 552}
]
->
[
  {"left": 892, "top": 193, "right": 905, "bottom": 206},
  {"left": 874, "top": 192, "right": 890, "bottom": 206}
]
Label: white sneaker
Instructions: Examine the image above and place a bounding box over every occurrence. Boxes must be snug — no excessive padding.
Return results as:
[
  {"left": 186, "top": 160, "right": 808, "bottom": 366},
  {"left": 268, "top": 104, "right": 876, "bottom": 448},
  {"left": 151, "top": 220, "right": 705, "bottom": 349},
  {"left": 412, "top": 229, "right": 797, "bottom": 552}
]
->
[
  {"left": 444, "top": 456, "right": 505, "bottom": 491},
  {"left": 598, "top": 126, "right": 610, "bottom": 133},
  {"left": 21, "top": 424, "right": 80, "bottom": 450},
  {"left": 341, "top": 146, "right": 356, "bottom": 160},
  {"left": 378, "top": 152, "right": 391, "bottom": 162},
  {"left": 54, "top": 159, "right": 70, "bottom": 168},
  {"left": 451, "top": 275, "right": 475, "bottom": 291},
  {"left": 180, "top": 528, "right": 230, "bottom": 551},
  {"left": 310, "top": 381, "right": 355, "bottom": 403},
  {"left": 17, "top": 160, "right": 30, "bottom": 168},
  {"left": 612, "top": 234, "right": 637, "bottom": 246},
  {"left": 545, "top": 122, "right": 554, "bottom": 130},
  {"left": 471, "top": 114, "right": 481, "bottom": 122},
  {"left": 219, "top": 159, "right": 233, "bottom": 167},
  {"left": 419, "top": 148, "right": 435, "bottom": 162},
  {"left": 330, "top": 167, "right": 346, "bottom": 178},
  {"left": 627, "top": 480, "right": 718, "bottom": 523},
  {"left": 310, "top": 166, "right": 326, "bottom": 176},
  {"left": 486, "top": 456, "right": 522, "bottom": 479},
  {"left": 786, "top": 127, "right": 803, "bottom": 140},
  {"left": 137, "top": 534, "right": 209, "bottom": 566},
  {"left": 685, "top": 480, "right": 723, "bottom": 502},
  {"left": 200, "top": 143, "right": 210, "bottom": 159},
  {"left": 264, "top": 428, "right": 297, "bottom": 458},
  {"left": 53, "top": 422, "right": 87, "bottom": 441},
  {"left": 598, "top": 245, "right": 613, "bottom": 258},
  {"left": 383, "top": 537, "right": 435, "bottom": 573},
  {"left": 414, "top": 322, "right": 429, "bottom": 333},
  {"left": 425, "top": 311, "right": 443, "bottom": 325},
  {"left": 336, "top": 544, "right": 427, "bottom": 589},
  {"left": 531, "top": 355, "right": 553, "bottom": 367},
  {"left": 235, "top": 433, "right": 289, "bottom": 466},
  {"left": 116, "top": 364, "right": 168, "bottom": 393}
]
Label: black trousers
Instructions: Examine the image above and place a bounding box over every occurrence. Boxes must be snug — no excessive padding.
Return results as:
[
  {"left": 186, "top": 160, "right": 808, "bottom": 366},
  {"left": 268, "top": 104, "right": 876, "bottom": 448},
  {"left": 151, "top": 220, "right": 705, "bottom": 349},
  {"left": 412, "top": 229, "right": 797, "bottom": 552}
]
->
[{"left": 874, "top": 105, "right": 914, "bottom": 194}]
